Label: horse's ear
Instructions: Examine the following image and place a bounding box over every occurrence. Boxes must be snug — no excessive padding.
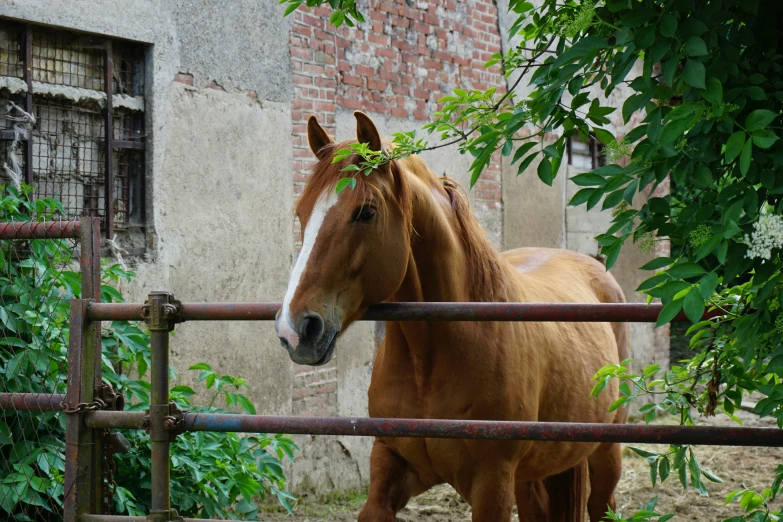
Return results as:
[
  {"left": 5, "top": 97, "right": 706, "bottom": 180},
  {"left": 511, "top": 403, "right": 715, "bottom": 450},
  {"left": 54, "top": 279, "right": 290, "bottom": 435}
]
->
[
  {"left": 354, "top": 111, "right": 383, "bottom": 152},
  {"left": 307, "top": 115, "right": 334, "bottom": 159}
]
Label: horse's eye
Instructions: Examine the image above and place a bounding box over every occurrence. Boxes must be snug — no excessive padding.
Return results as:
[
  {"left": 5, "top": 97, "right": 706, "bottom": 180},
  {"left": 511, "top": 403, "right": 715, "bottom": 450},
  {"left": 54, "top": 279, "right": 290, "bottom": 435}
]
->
[{"left": 353, "top": 206, "right": 376, "bottom": 223}]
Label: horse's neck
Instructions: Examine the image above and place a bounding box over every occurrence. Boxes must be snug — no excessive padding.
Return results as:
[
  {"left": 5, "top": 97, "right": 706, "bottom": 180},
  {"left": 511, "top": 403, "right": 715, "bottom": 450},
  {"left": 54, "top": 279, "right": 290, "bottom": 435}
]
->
[{"left": 392, "top": 179, "right": 476, "bottom": 303}]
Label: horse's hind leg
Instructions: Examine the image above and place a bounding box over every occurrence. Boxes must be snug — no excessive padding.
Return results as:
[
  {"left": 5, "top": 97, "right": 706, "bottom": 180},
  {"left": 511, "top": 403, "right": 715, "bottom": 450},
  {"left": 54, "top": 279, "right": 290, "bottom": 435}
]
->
[
  {"left": 515, "top": 480, "right": 549, "bottom": 522},
  {"left": 358, "top": 440, "right": 426, "bottom": 522},
  {"left": 587, "top": 442, "right": 623, "bottom": 521}
]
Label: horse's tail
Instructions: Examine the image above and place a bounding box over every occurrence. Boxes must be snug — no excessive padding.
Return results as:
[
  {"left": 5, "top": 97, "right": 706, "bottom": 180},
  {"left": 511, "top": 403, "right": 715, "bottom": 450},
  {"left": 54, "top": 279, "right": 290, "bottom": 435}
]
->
[{"left": 544, "top": 460, "right": 587, "bottom": 522}]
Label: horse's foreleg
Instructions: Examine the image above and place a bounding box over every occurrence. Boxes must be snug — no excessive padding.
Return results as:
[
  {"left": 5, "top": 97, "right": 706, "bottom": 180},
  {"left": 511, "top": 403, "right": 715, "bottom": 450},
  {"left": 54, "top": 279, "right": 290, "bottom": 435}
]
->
[
  {"left": 468, "top": 465, "right": 516, "bottom": 522},
  {"left": 358, "top": 440, "right": 423, "bottom": 522},
  {"left": 587, "top": 442, "right": 623, "bottom": 522}
]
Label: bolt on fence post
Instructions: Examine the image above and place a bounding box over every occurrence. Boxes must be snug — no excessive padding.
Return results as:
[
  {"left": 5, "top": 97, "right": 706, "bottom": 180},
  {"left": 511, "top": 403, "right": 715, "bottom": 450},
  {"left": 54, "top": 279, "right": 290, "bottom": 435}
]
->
[
  {"left": 145, "top": 292, "right": 180, "bottom": 522},
  {"left": 63, "top": 299, "right": 98, "bottom": 522}
]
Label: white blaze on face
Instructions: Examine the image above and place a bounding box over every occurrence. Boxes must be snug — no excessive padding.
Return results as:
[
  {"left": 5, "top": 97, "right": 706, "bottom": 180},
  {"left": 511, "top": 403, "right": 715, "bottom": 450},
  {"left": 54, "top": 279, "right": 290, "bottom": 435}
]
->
[{"left": 278, "top": 190, "right": 339, "bottom": 348}]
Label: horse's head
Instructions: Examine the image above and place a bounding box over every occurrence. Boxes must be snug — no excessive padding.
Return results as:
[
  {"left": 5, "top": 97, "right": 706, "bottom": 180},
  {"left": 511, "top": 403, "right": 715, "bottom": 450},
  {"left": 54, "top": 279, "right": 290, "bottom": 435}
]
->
[{"left": 275, "top": 112, "right": 411, "bottom": 366}]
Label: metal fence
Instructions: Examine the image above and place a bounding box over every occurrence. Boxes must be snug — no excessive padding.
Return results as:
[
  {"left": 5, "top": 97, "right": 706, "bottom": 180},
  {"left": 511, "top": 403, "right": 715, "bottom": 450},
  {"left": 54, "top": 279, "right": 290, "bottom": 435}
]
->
[
  {"left": 4, "top": 222, "right": 782, "bottom": 521},
  {"left": 0, "top": 218, "right": 101, "bottom": 522}
]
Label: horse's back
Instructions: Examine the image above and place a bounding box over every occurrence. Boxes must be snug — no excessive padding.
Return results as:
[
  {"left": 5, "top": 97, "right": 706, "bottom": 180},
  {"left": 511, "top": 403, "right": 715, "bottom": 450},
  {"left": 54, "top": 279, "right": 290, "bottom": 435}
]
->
[{"left": 503, "top": 247, "right": 625, "bottom": 306}]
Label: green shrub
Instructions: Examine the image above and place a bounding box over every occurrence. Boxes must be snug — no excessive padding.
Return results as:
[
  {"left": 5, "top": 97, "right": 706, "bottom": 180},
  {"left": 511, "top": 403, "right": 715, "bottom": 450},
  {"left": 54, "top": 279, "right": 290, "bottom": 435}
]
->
[{"left": 0, "top": 185, "right": 296, "bottom": 520}]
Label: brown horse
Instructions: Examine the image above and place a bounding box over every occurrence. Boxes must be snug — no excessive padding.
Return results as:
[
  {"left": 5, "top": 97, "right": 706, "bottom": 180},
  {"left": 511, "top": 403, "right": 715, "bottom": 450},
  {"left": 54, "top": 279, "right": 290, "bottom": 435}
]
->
[{"left": 275, "top": 111, "right": 630, "bottom": 522}]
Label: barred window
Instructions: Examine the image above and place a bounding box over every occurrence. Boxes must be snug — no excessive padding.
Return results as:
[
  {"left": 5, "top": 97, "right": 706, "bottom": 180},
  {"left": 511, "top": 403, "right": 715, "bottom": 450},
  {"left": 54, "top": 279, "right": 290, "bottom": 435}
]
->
[{"left": 0, "top": 20, "right": 146, "bottom": 246}]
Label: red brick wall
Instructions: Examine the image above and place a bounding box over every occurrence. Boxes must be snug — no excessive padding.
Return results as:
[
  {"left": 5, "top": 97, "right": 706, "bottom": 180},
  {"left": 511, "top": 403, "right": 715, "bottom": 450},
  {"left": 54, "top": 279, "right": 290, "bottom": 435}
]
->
[{"left": 288, "top": 0, "right": 506, "bottom": 416}]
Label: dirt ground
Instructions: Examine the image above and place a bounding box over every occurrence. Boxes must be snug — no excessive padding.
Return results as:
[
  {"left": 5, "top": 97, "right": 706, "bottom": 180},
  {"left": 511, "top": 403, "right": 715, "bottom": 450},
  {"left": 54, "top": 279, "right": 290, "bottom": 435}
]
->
[{"left": 259, "top": 409, "right": 782, "bottom": 521}]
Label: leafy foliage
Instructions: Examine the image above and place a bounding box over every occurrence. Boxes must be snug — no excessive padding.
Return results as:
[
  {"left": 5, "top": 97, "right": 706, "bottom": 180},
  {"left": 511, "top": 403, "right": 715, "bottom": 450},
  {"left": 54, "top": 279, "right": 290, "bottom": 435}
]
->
[
  {"left": 284, "top": 0, "right": 783, "bottom": 519},
  {"left": 0, "top": 186, "right": 296, "bottom": 520}
]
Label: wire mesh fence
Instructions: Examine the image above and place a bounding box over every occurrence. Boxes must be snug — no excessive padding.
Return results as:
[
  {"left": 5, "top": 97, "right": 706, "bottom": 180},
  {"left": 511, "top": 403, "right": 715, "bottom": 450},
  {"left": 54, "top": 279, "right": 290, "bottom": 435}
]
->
[{"left": 0, "top": 218, "right": 97, "bottom": 522}]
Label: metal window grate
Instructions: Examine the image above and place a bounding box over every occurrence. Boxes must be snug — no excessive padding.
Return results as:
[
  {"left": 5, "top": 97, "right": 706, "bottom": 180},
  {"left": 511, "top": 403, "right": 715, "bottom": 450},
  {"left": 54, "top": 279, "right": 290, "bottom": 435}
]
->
[
  {"left": 32, "top": 27, "right": 105, "bottom": 91},
  {"left": 112, "top": 45, "right": 144, "bottom": 96},
  {"left": 0, "top": 23, "right": 23, "bottom": 78},
  {"left": 0, "top": 18, "right": 147, "bottom": 239},
  {"left": 113, "top": 108, "right": 144, "bottom": 143},
  {"left": 32, "top": 98, "right": 106, "bottom": 220}
]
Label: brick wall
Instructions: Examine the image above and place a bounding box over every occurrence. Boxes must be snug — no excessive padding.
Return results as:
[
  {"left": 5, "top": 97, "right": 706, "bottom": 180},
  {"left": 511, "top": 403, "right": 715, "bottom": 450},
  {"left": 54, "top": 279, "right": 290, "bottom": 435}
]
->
[{"left": 288, "top": 0, "right": 505, "bottom": 416}]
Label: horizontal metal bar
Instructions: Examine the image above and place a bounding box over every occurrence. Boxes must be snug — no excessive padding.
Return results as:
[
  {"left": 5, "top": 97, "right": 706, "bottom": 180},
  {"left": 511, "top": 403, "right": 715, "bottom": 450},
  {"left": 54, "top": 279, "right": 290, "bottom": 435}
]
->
[
  {"left": 0, "top": 392, "right": 65, "bottom": 411},
  {"left": 81, "top": 515, "right": 224, "bottom": 522},
  {"left": 0, "top": 220, "right": 82, "bottom": 239},
  {"left": 86, "top": 301, "right": 722, "bottom": 323},
  {"left": 112, "top": 139, "right": 145, "bottom": 150},
  {"left": 85, "top": 411, "right": 783, "bottom": 447}
]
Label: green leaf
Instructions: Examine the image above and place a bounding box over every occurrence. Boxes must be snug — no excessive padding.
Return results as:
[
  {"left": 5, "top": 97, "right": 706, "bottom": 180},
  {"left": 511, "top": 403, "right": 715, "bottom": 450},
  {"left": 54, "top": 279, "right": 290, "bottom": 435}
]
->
[
  {"left": 703, "top": 77, "right": 723, "bottom": 104},
  {"left": 516, "top": 151, "right": 540, "bottom": 175},
  {"left": 568, "top": 188, "right": 603, "bottom": 207},
  {"left": 537, "top": 158, "right": 554, "bottom": 186},
  {"left": 698, "top": 272, "right": 719, "bottom": 299},
  {"left": 752, "top": 129, "right": 779, "bottom": 149},
  {"left": 684, "top": 290, "right": 705, "bottom": 323},
  {"left": 511, "top": 142, "right": 537, "bottom": 165},
  {"left": 660, "top": 117, "right": 692, "bottom": 146},
  {"left": 724, "top": 131, "right": 746, "bottom": 163},
  {"left": 739, "top": 139, "right": 753, "bottom": 175},
  {"left": 659, "top": 15, "right": 678, "bottom": 37},
  {"left": 684, "top": 36, "right": 708, "bottom": 57},
  {"left": 745, "top": 109, "right": 778, "bottom": 132},
  {"left": 682, "top": 60, "right": 706, "bottom": 89},
  {"left": 656, "top": 299, "right": 684, "bottom": 328},
  {"left": 659, "top": 457, "right": 671, "bottom": 482},
  {"left": 237, "top": 395, "right": 257, "bottom": 415},
  {"left": 571, "top": 173, "right": 606, "bottom": 187},
  {"left": 335, "top": 177, "right": 357, "bottom": 194},
  {"left": 701, "top": 468, "right": 723, "bottom": 483},
  {"left": 640, "top": 257, "right": 671, "bottom": 270},
  {"left": 667, "top": 263, "right": 706, "bottom": 279},
  {"left": 328, "top": 10, "right": 345, "bottom": 27},
  {"left": 188, "top": 363, "right": 212, "bottom": 371},
  {"left": 593, "top": 128, "right": 616, "bottom": 146}
]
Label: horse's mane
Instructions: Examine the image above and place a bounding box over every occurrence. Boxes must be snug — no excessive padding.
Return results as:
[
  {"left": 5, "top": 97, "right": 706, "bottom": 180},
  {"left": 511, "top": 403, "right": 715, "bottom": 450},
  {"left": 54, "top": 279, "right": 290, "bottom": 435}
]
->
[
  {"left": 400, "top": 155, "right": 508, "bottom": 302},
  {"left": 297, "top": 141, "right": 507, "bottom": 302}
]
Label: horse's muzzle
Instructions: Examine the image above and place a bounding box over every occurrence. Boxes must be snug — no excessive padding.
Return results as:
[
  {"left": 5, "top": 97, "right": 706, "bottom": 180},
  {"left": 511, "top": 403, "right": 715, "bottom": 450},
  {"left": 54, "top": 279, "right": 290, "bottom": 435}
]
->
[{"left": 276, "top": 312, "right": 340, "bottom": 366}]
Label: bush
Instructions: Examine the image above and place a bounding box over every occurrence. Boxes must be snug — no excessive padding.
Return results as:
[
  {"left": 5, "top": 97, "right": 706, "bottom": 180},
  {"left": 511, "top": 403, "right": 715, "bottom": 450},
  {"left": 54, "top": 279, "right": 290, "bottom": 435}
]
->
[{"left": 0, "top": 185, "right": 296, "bottom": 520}]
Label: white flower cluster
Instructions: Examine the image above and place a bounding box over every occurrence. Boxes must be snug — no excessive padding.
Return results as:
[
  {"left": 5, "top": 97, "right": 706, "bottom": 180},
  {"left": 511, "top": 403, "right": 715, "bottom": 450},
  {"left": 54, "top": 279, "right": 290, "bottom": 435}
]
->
[{"left": 745, "top": 213, "right": 783, "bottom": 260}]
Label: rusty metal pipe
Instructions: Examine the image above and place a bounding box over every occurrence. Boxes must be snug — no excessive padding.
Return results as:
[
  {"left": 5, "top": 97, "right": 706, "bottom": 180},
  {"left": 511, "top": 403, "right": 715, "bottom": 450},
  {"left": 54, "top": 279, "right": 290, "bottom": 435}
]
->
[
  {"left": 87, "top": 302, "right": 722, "bottom": 323},
  {"left": 0, "top": 393, "right": 65, "bottom": 411},
  {"left": 149, "top": 326, "right": 171, "bottom": 517},
  {"left": 79, "top": 515, "right": 226, "bottom": 522},
  {"left": 0, "top": 220, "right": 81, "bottom": 239},
  {"left": 84, "top": 411, "right": 783, "bottom": 447}
]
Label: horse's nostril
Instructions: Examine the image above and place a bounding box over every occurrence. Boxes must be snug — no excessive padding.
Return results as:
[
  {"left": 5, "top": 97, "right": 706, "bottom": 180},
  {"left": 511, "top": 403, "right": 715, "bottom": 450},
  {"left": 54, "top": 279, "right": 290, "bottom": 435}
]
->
[{"left": 300, "top": 313, "right": 325, "bottom": 343}]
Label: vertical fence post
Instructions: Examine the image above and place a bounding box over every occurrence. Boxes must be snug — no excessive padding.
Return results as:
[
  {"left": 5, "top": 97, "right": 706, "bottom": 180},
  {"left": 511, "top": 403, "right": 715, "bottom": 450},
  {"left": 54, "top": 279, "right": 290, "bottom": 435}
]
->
[
  {"left": 63, "top": 299, "right": 97, "bottom": 522},
  {"left": 80, "top": 217, "right": 106, "bottom": 512},
  {"left": 146, "top": 292, "right": 178, "bottom": 522}
]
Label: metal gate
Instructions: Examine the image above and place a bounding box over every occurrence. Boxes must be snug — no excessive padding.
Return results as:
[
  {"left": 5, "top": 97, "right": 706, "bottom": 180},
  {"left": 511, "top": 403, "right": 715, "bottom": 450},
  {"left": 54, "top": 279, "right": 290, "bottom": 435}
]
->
[{"left": 2, "top": 219, "right": 782, "bottom": 522}]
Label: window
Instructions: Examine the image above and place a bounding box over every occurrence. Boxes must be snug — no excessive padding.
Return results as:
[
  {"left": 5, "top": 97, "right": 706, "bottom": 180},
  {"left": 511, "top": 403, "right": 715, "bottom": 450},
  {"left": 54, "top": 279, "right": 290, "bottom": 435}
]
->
[
  {"left": 0, "top": 20, "right": 146, "bottom": 246},
  {"left": 566, "top": 134, "right": 606, "bottom": 170}
]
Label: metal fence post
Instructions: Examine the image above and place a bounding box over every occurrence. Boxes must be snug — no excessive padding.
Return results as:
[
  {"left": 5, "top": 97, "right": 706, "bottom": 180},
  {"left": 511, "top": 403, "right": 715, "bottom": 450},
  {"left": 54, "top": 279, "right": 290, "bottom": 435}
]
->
[
  {"left": 145, "top": 292, "right": 179, "bottom": 522},
  {"left": 80, "top": 217, "right": 106, "bottom": 513},
  {"left": 63, "top": 299, "right": 98, "bottom": 522}
]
